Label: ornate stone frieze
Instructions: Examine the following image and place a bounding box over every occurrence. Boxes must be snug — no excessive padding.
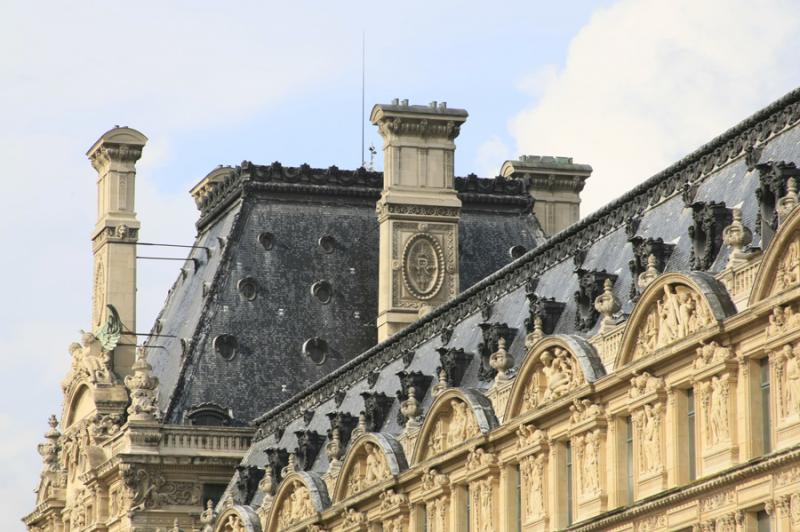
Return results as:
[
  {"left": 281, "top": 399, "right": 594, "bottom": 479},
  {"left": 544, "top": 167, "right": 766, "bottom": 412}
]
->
[
  {"left": 122, "top": 466, "right": 201, "bottom": 511},
  {"left": 688, "top": 201, "right": 733, "bottom": 271}
]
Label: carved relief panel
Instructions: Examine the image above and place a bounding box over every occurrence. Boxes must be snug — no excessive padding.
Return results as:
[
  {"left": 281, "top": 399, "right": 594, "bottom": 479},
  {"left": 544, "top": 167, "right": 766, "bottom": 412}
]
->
[
  {"left": 522, "top": 347, "right": 585, "bottom": 412},
  {"left": 633, "top": 283, "right": 714, "bottom": 360},
  {"left": 418, "top": 398, "right": 480, "bottom": 462},
  {"left": 627, "top": 372, "right": 667, "bottom": 498},
  {"left": 691, "top": 343, "right": 739, "bottom": 475},
  {"left": 273, "top": 480, "right": 317, "bottom": 531},
  {"left": 772, "top": 341, "right": 800, "bottom": 448},
  {"left": 343, "top": 442, "right": 392, "bottom": 498},
  {"left": 392, "top": 222, "right": 458, "bottom": 309},
  {"left": 568, "top": 399, "right": 607, "bottom": 520}
]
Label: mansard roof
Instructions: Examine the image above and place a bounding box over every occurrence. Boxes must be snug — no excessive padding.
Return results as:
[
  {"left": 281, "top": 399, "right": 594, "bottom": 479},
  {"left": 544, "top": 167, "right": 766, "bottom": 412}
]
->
[
  {"left": 145, "top": 163, "right": 544, "bottom": 424},
  {"left": 219, "top": 86, "right": 800, "bottom": 508}
]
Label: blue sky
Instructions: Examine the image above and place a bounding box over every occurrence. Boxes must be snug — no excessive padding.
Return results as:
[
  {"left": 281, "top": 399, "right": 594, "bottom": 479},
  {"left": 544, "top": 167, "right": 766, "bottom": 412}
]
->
[{"left": 2, "top": 1, "right": 800, "bottom": 529}]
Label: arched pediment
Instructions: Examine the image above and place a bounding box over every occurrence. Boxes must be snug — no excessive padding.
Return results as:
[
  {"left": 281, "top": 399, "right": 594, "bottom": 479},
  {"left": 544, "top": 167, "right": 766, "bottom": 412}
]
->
[
  {"left": 266, "top": 472, "right": 329, "bottom": 532},
  {"left": 63, "top": 384, "right": 96, "bottom": 430},
  {"left": 751, "top": 205, "right": 800, "bottom": 303},
  {"left": 215, "top": 505, "right": 263, "bottom": 532},
  {"left": 616, "top": 272, "right": 736, "bottom": 368},
  {"left": 411, "top": 388, "right": 498, "bottom": 465},
  {"left": 332, "top": 433, "right": 407, "bottom": 503},
  {"left": 505, "top": 335, "right": 604, "bottom": 420}
]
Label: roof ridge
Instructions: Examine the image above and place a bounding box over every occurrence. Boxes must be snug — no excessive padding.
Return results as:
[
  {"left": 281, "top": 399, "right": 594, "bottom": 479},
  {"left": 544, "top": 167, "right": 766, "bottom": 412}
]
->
[{"left": 247, "top": 86, "right": 800, "bottom": 433}]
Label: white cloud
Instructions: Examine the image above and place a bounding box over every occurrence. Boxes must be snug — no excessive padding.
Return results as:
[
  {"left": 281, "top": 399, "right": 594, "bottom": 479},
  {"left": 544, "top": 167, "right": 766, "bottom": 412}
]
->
[
  {"left": 475, "top": 136, "right": 512, "bottom": 177},
  {"left": 509, "top": 0, "right": 800, "bottom": 215}
]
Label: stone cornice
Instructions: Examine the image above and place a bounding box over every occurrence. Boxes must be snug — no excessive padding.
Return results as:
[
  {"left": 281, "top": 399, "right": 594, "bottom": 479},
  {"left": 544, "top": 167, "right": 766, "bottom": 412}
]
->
[{"left": 250, "top": 86, "right": 800, "bottom": 439}]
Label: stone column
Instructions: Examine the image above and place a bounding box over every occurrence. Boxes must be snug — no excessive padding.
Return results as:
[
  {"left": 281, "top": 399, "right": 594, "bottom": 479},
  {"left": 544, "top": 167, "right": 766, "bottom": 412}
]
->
[
  {"left": 371, "top": 100, "right": 467, "bottom": 341},
  {"left": 86, "top": 127, "right": 147, "bottom": 377}
]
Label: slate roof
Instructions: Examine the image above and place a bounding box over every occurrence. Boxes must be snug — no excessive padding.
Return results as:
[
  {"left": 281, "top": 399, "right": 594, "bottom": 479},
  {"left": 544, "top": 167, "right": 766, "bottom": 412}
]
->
[
  {"left": 145, "top": 163, "right": 544, "bottom": 424},
  {"left": 219, "top": 86, "right": 800, "bottom": 507}
]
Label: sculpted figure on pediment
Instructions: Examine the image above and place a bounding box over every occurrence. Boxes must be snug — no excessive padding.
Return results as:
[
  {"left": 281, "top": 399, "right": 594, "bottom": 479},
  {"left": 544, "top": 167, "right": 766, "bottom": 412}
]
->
[
  {"left": 776, "top": 239, "right": 800, "bottom": 292},
  {"left": 448, "top": 399, "right": 478, "bottom": 446},
  {"left": 634, "top": 283, "right": 713, "bottom": 358},
  {"left": 276, "top": 482, "right": 316, "bottom": 530},
  {"left": 523, "top": 347, "right": 584, "bottom": 410},
  {"left": 767, "top": 305, "right": 800, "bottom": 338}
]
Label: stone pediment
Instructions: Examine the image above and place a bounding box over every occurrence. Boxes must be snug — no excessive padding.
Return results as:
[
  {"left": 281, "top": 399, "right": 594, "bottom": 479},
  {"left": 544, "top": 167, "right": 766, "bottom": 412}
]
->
[
  {"left": 505, "top": 335, "right": 605, "bottom": 421},
  {"left": 752, "top": 205, "right": 800, "bottom": 303},
  {"left": 411, "top": 388, "right": 498, "bottom": 465},
  {"left": 333, "top": 433, "right": 407, "bottom": 503},
  {"left": 616, "top": 272, "right": 736, "bottom": 368},
  {"left": 266, "top": 472, "right": 329, "bottom": 532}
]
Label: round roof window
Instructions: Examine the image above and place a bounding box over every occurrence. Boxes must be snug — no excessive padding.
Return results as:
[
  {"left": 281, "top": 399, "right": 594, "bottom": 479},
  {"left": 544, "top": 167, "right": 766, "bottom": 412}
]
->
[
  {"left": 319, "top": 235, "right": 336, "bottom": 253},
  {"left": 302, "top": 337, "right": 328, "bottom": 365},
  {"left": 509, "top": 245, "right": 528, "bottom": 260},
  {"left": 310, "top": 280, "right": 333, "bottom": 304},
  {"left": 214, "top": 334, "right": 238, "bottom": 361},
  {"left": 258, "top": 232, "right": 274, "bottom": 250}
]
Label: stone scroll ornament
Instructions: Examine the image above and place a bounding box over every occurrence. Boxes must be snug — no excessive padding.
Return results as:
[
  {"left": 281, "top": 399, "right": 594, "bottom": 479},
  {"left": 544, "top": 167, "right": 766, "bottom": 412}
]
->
[{"left": 402, "top": 233, "right": 445, "bottom": 300}]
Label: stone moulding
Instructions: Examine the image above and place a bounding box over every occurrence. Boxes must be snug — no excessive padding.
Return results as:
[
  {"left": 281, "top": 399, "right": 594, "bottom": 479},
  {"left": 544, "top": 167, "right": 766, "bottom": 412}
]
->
[{"left": 250, "top": 87, "right": 800, "bottom": 442}]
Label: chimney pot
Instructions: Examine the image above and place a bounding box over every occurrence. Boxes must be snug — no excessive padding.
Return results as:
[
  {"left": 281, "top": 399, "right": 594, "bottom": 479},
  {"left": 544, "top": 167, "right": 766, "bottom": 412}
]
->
[{"left": 401, "top": 99, "right": 409, "bottom": 106}]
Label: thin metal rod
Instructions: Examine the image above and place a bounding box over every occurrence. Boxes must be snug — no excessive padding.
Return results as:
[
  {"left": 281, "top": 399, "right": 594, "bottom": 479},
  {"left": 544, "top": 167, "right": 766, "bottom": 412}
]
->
[
  {"left": 130, "top": 332, "right": 178, "bottom": 338},
  {"left": 113, "top": 240, "right": 210, "bottom": 254},
  {"left": 136, "top": 256, "right": 193, "bottom": 261},
  {"left": 361, "top": 30, "right": 366, "bottom": 168}
]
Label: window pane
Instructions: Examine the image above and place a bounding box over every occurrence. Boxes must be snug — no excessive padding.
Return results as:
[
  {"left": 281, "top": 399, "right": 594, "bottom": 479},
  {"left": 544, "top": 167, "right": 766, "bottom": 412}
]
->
[
  {"left": 760, "top": 357, "right": 772, "bottom": 453},
  {"left": 687, "top": 388, "right": 696, "bottom": 481}
]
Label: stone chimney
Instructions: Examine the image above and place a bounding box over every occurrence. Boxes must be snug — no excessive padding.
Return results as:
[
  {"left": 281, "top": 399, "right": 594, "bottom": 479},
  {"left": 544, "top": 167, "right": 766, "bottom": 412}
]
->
[
  {"left": 371, "top": 100, "right": 468, "bottom": 341},
  {"left": 87, "top": 126, "right": 148, "bottom": 377},
  {"left": 500, "top": 155, "right": 592, "bottom": 236}
]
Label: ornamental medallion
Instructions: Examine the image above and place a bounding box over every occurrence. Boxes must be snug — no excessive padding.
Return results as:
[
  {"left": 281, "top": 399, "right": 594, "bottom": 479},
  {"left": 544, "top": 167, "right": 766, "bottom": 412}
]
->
[{"left": 402, "top": 233, "right": 444, "bottom": 300}]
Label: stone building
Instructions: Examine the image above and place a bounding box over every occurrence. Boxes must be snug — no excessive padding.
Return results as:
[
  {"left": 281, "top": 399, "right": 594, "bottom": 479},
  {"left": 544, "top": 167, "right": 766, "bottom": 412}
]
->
[{"left": 23, "top": 88, "right": 800, "bottom": 532}]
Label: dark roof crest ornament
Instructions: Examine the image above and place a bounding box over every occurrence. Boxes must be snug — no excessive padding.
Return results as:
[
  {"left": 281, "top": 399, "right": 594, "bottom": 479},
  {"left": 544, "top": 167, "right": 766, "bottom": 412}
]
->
[
  {"left": 359, "top": 392, "right": 394, "bottom": 432},
  {"left": 293, "top": 430, "right": 325, "bottom": 471},
  {"left": 477, "top": 323, "right": 517, "bottom": 382},
  {"left": 434, "top": 347, "right": 472, "bottom": 388},
  {"left": 688, "top": 201, "right": 733, "bottom": 270},
  {"left": 574, "top": 269, "right": 617, "bottom": 332},
  {"left": 627, "top": 237, "right": 674, "bottom": 300}
]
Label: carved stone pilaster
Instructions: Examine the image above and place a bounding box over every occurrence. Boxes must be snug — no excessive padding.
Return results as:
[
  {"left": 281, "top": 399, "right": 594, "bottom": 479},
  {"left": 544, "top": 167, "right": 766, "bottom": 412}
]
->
[
  {"left": 627, "top": 372, "right": 667, "bottom": 498},
  {"left": 692, "top": 351, "right": 739, "bottom": 474},
  {"left": 568, "top": 398, "right": 607, "bottom": 520}
]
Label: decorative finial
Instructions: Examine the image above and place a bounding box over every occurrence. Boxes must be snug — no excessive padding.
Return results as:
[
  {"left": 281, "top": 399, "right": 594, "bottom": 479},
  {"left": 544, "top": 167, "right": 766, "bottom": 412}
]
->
[
  {"left": 432, "top": 367, "right": 449, "bottom": 397},
  {"left": 37, "top": 415, "right": 61, "bottom": 471},
  {"left": 594, "top": 278, "right": 620, "bottom": 333},
  {"left": 778, "top": 177, "right": 799, "bottom": 221},
  {"left": 637, "top": 253, "right": 660, "bottom": 291},
  {"left": 400, "top": 386, "right": 422, "bottom": 429},
  {"left": 326, "top": 428, "right": 343, "bottom": 465},
  {"left": 489, "top": 337, "right": 514, "bottom": 383},
  {"left": 722, "top": 207, "right": 753, "bottom": 268}
]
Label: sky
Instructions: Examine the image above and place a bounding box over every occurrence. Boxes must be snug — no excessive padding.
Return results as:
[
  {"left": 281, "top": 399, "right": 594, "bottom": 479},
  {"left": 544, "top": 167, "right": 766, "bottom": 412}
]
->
[{"left": 2, "top": 1, "right": 800, "bottom": 529}]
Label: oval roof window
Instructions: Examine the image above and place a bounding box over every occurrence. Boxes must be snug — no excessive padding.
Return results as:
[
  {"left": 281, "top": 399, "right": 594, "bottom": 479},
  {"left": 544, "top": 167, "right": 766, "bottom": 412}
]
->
[{"left": 302, "top": 337, "right": 328, "bottom": 365}]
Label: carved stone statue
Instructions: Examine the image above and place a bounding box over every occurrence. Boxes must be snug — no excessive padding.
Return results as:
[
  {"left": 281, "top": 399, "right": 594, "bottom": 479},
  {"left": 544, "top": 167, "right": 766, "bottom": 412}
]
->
[
  {"left": 703, "top": 376, "right": 729, "bottom": 446},
  {"left": 782, "top": 344, "right": 800, "bottom": 418},
  {"left": 540, "top": 347, "right": 581, "bottom": 403},
  {"left": 636, "top": 403, "right": 663, "bottom": 474},
  {"left": 489, "top": 337, "right": 514, "bottom": 383},
  {"left": 694, "top": 342, "right": 733, "bottom": 370},
  {"left": 447, "top": 399, "right": 474, "bottom": 446},
  {"left": 124, "top": 348, "right": 161, "bottom": 422},
  {"left": 364, "top": 443, "right": 390, "bottom": 484}
]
